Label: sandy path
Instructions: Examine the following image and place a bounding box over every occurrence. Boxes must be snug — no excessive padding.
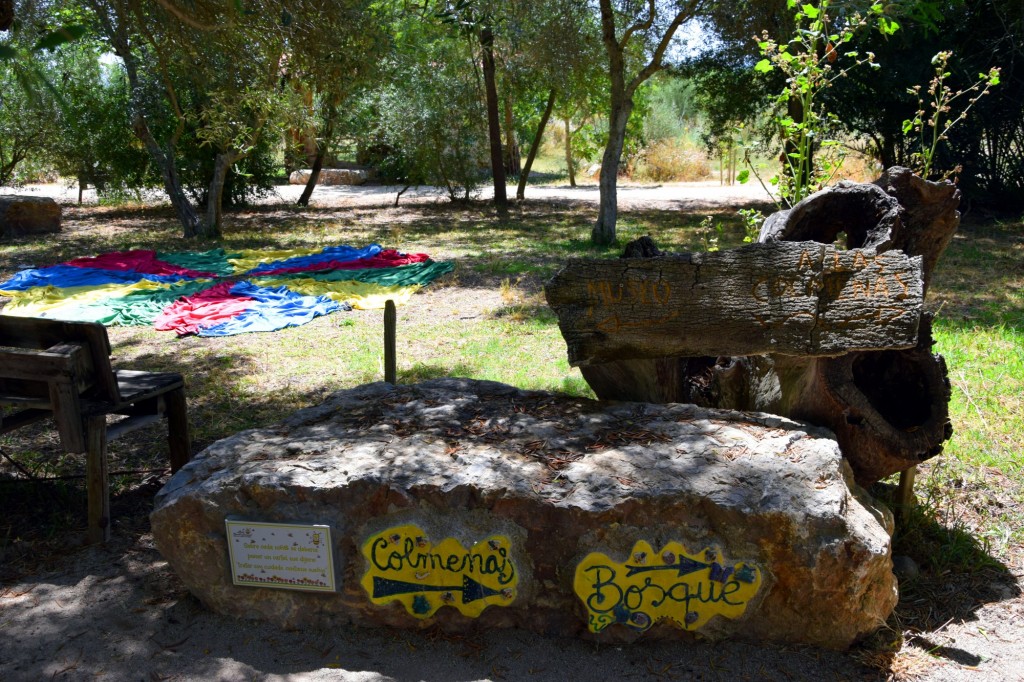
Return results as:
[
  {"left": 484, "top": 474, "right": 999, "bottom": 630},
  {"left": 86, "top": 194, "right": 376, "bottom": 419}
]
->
[{"left": 1, "top": 178, "right": 775, "bottom": 211}]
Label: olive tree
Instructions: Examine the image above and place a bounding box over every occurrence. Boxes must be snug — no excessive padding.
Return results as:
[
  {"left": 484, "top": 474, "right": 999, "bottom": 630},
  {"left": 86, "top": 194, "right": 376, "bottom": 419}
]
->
[{"left": 593, "top": 0, "right": 707, "bottom": 245}]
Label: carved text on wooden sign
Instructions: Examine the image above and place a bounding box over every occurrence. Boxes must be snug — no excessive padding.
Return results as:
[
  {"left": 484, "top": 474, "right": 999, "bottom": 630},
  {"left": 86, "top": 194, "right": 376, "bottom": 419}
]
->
[{"left": 545, "top": 242, "right": 924, "bottom": 366}]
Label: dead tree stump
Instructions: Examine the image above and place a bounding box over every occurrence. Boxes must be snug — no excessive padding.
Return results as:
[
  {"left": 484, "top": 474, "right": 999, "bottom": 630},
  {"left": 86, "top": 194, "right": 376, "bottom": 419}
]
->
[{"left": 548, "top": 168, "right": 956, "bottom": 486}]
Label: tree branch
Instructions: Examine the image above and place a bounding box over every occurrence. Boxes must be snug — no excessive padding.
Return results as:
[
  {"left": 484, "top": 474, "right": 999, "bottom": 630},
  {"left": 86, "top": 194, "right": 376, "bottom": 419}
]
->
[
  {"left": 621, "top": 0, "right": 656, "bottom": 47},
  {"left": 628, "top": 0, "right": 702, "bottom": 96}
]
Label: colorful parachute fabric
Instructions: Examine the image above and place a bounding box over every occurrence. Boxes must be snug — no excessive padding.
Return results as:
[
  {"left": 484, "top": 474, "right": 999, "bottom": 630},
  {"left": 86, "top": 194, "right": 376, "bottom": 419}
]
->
[{"left": 0, "top": 245, "right": 453, "bottom": 337}]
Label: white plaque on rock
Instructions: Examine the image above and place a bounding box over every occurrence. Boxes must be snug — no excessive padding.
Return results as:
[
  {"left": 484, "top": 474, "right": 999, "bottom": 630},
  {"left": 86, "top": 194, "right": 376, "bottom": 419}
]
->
[{"left": 226, "top": 520, "right": 335, "bottom": 592}]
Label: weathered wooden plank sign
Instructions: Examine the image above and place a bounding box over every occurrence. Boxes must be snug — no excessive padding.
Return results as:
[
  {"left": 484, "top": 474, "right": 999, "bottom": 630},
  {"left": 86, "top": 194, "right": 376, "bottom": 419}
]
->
[{"left": 545, "top": 242, "right": 924, "bottom": 367}]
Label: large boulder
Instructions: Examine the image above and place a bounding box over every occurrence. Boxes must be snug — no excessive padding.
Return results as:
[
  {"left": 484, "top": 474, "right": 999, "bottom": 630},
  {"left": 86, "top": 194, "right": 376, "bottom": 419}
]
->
[
  {"left": 0, "top": 196, "right": 61, "bottom": 238},
  {"left": 151, "top": 378, "right": 897, "bottom": 650},
  {"left": 288, "top": 168, "right": 368, "bottom": 186}
]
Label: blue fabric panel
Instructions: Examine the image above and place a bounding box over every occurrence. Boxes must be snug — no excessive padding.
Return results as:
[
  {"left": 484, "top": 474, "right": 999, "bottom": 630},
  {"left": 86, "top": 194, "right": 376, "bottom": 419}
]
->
[
  {"left": 241, "top": 244, "right": 384, "bottom": 276},
  {"left": 195, "top": 282, "right": 344, "bottom": 337},
  {"left": 0, "top": 265, "right": 187, "bottom": 291}
]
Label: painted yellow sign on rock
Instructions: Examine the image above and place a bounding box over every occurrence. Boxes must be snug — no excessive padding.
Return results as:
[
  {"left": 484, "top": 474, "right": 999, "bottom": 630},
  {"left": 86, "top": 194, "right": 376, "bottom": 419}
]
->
[
  {"left": 360, "top": 524, "right": 518, "bottom": 618},
  {"left": 574, "top": 541, "right": 762, "bottom": 633}
]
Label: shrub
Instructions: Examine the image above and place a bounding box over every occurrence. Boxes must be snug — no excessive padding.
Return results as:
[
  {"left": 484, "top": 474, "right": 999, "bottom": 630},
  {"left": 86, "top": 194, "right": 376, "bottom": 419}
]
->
[{"left": 635, "top": 139, "right": 711, "bottom": 182}]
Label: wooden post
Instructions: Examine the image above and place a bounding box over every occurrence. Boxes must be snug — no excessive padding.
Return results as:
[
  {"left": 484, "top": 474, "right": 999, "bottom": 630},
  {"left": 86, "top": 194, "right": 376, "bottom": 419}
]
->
[
  {"left": 85, "top": 415, "right": 110, "bottom": 544},
  {"left": 166, "top": 386, "right": 191, "bottom": 472},
  {"left": 384, "top": 299, "right": 397, "bottom": 384}
]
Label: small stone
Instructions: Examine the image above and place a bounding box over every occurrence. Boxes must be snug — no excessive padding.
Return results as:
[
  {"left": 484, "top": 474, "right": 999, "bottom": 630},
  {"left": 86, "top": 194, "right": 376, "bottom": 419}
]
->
[{"left": 892, "top": 554, "right": 920, "bottom": 581}]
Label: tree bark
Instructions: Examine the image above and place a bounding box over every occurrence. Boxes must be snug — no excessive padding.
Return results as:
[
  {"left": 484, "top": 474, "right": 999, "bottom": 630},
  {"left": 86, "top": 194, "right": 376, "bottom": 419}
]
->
[
  {"left": 592, "top": 98, "right": 631, "bottom": 245},
  {"left": 516, "top": 88, "right": 556, "bottom": 201},
  {"left": 297, "top": 104, "right": 336, "bottom": 207},
  {"left": 479, "top": 26, "right": 507, "bottom": 207},
  {"left": 132, "top": 117, "right": 201, "bottom": 238},
  {"left": 564, "top": 118, "right": 577, "bottom": 187},
  {"left": 98, "top": 1, "right": 201, "bottom": 238},
  {"left": 503, "top": 93, "right": 520, "bottom": 178},
  {"left": 203, "top": 151, "right": 237, "bottom": 239},
  {"left": 568, "top": 169, "right": 959, "bottom": 486}
]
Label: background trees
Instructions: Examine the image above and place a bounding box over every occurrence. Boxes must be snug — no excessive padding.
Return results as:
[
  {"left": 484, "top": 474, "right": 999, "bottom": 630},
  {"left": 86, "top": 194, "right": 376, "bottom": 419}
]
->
[
  {"left": 591, "top": 0, "right": 707, "bottom": 246},
  {"left": 1, "top": 0, "right": 1020, "bottom": 240}
]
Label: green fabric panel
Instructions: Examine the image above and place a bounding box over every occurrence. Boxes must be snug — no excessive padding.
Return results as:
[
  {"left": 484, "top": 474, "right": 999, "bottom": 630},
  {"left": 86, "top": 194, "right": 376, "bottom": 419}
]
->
[
  {"left": 157, "top": 249, "right": 242, "bottom": 277},
  {"left": 62, "top": 279, "right": 215, "bottom": 326},
  {"left": 269, "top": 260, "right": 455, "bottom": 287}
]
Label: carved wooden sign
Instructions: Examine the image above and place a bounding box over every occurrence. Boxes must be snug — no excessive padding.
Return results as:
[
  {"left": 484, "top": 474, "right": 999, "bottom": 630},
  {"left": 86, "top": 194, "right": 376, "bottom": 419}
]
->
[{"left": 545, "top": 242, "right": 924, "bottom": 367}]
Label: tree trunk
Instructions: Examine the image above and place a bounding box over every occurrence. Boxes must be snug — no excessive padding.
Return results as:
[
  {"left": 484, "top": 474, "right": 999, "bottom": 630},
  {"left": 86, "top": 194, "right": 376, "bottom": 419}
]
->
[
  {"left": 297, "top": 104, "right": 336, "bottom": 207},
  {"left": 297, "top": 149, "right": 325, "bottom": 208},
  {"left": 134, "top": 119, "right": 201, "bottom": 238},
  {"left": 564, "top": 118, "right": 576, "bottom": 187},
  {"left": 568, "top": 169, "right": 959, "bottom": 486},
  {"left": 203, "top": 151, "right": 236, "bottom": 239},
  {"left": 503, "top": 93, "right": 520, "bottom": 178},
  {"left": 592, "top": 97, "right": 631, "bottom": 245},
  {"left": 516, "top": 88, "right": 556, "bottom": 201},
  {"left": 109, "top": 10, "right": 201, "bottom": 239},
  {"left": 479, "top": 26, "right": 507, "bottom": 207}
]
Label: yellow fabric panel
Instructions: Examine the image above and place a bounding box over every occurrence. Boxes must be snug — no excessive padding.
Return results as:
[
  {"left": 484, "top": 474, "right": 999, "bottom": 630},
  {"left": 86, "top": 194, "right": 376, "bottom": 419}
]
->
[
  {"left": 0, "top": 280, "right": 168, "bottom": 317},
  {"left": 227, "top": 248, "right": 321, "bottom": 274},
  {"left": 254, "top": 277, "right": 421, "bottom": 310}
]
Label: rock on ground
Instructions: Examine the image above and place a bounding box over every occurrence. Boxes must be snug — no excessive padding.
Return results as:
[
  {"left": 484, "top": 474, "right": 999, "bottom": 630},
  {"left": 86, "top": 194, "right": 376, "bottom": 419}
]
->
[
  {"left": 289, "top": 168, "right": 368, "bottom": 186},
  {"left": 151, "top": 378, "right": 897, "bottom": 650},
  {"left": 0, "top": 195, "right": 60, "bottom": 237}
]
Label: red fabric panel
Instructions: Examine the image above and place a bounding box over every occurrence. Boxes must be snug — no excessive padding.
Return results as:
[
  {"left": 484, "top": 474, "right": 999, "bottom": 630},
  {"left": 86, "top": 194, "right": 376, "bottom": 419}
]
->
[
  {"left": 66, "top": 250, "right": 216, "bottom": 278},
  {"left": 154, "top": 282, "right": 255, "bottom": 336},
  {"left": 253, "top": 250, "right": 430, "bottom": 276}
]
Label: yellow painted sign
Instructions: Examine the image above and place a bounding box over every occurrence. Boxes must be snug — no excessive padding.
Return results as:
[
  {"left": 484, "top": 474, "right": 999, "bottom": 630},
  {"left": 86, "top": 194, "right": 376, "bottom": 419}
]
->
[
  {"left": 360, "top": 524, "right": 518, "bottom": 618},
  {"left": 574, "top": 541, "right": 762, "bottom": 633}
]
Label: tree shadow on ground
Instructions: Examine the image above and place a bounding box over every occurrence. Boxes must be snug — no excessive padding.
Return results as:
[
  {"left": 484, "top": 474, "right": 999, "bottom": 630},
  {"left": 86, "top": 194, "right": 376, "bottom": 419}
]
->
[{"left": 857, "top": 482, "right": 1022, "bottom": 671}]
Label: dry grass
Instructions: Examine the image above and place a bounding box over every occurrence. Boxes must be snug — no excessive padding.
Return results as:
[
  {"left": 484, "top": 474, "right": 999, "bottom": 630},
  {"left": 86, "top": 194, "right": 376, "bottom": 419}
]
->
[{"left": 635, "top": 139, "right": 712, "bottom": 182}]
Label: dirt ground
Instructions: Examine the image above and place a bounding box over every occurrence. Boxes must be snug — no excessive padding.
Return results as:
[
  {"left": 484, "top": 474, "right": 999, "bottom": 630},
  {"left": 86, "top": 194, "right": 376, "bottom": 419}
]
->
[{"left": 2, "top": 180, "right": 1023, "bottom": 681}]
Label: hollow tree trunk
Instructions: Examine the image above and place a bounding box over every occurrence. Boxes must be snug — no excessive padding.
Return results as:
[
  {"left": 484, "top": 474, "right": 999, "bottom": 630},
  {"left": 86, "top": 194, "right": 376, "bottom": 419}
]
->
[
  {"left": 574, "top": 168, "right": 958, "bottom": 486},
  {"left": 516, "top": 88, "right": 556, "bottom": 201}
]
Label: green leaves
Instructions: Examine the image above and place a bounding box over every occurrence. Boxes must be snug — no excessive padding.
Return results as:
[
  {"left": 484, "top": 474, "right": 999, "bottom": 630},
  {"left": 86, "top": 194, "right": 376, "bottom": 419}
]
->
[
  {"left": 32, "top": 24, "right": 88, "bottom": 52},
  {"left": 754, "top": 59, "right": 773, "bottom": 73}
]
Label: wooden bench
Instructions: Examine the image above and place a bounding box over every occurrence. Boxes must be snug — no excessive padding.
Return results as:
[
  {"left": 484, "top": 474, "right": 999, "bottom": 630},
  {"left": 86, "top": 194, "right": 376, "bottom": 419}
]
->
[{"left": 0, "top": 316, "right": 191, "bottom": 543}]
